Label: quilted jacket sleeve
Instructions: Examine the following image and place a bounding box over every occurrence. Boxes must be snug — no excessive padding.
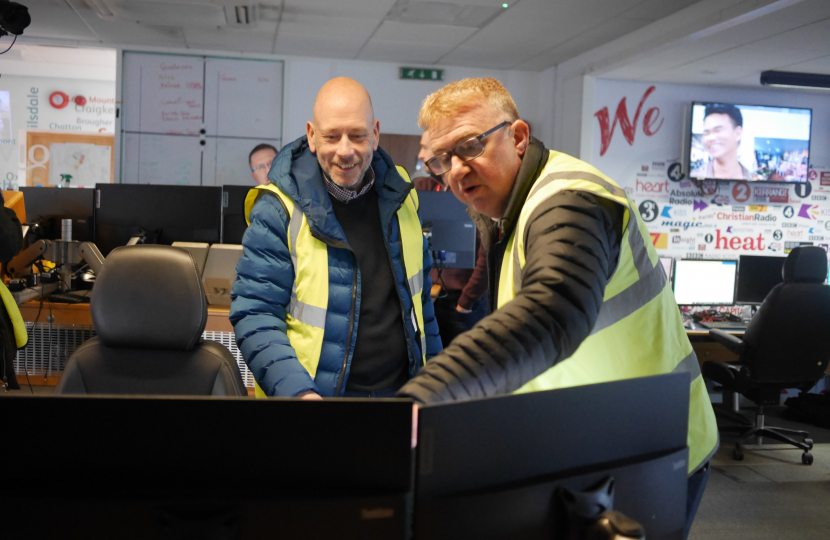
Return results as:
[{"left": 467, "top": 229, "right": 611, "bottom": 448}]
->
[
  {"left": 230, "top": 193, "right": 318, "bottom": 397},
  {"left": 397, "top": 190, "right": 622, "bottom": 404}
]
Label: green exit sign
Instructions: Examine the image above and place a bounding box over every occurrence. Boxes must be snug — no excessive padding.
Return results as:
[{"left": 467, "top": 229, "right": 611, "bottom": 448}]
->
[{"left": 400, "top": 67, "right": 444, "bottom": 81}]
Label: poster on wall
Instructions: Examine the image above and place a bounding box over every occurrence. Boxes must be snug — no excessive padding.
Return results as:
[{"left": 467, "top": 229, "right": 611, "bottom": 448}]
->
[
  {"left": 0, "top": 75, "right": 115, "bottom": 190},
  {"left": 590, "top": 79, "right": 829, "bottom": 266}
]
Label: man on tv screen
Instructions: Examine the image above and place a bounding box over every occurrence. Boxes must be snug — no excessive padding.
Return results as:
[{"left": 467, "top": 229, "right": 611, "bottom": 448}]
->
[{"left": 692, "top": 104, "right": 752, "bottom": 181}]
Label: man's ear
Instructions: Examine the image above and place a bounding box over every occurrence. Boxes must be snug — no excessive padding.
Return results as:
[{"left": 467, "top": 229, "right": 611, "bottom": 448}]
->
[
  {"left": 734, "top": 125, "right": 743, "bottom": 144},
  {"left": 306, "top": 121, "right": 317, "bottom": 153},
  {"left": 512, "top": 120, "right": 531, "bottom": 156},
  {"left": 372, "top": 119, "right": 380, "bottom": 151}
]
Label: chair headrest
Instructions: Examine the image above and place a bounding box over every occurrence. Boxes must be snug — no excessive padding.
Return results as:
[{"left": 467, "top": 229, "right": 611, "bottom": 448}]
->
[
  {"left": 91, "top": 245, "right": 207, "bottom": 351},
  {"left": 783, "top": 246, "right": 828, "bottom": 283}
]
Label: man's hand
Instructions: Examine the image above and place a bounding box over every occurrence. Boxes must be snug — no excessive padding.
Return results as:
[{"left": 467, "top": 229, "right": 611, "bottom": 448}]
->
[
  {"left": 298, "top": 391, "right": 323, "bottom": 401},
  {"left": 456, "top": 304, "right": 472, "bottom": 314}
]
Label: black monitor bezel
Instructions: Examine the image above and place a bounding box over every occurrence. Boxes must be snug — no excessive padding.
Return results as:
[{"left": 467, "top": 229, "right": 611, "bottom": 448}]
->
[
  {"left": 93, "top": 184, "right": 223, "bottom": 256},
  {"left": 735, "top": 253, "right": 787, "bottom": 305}
]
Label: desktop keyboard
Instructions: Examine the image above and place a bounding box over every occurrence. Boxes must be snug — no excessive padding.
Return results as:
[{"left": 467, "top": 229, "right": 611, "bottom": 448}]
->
[
  {"left": 48, "top": 292, "right": 91, "bottom": 304},
  {"left": 698, "top": 321, "right": 749, "bottom": 330}
]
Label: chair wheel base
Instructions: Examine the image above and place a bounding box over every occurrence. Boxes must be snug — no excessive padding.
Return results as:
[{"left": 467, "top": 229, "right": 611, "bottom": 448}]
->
[
  {"left": 732, "top": 447, "right": 744, "bottom": 461},
  {"left": 802, "top": 452, "right": 813, "bottom": 465}
]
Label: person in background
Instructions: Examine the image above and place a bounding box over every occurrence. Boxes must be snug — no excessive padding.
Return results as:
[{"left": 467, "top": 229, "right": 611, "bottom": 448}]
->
[
  {"left": 249, "top": 143, "right": 278, "bottom": 186},
  {"left": 231, "top": 77, "right": 441, "bottom": 399},
  {"left": 1, "top": 190, "right": 26, "bottom": 390},
  {"left": 414, "top": 129, "right": 488, "bottom": 347},
  {"left": 397, "top": 77, "right": 718, "bottom": 538}
]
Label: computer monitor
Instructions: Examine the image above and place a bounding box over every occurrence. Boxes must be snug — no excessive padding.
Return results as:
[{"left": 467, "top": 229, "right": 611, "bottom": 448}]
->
[
  {"left": 736, "top": 254, "right": 787, "bottom": 304},
  {"left": 418, "top": 191, "right": 476, "bottom": 269},
  {"left": 221, "top": 185, "right": 253, "bottom": 244},
  {"left": 673, "top": 259, "right": 737, "bottom": 305},
  {"left": 415, "top": 373, "right": 690, "bottom": 539},
  {"left": 94, "top": 184, "right": 223, "bottom": 256},
  {"left": 20, "top": 187, "right": 95, "bottom": 242},
  {"left": 3, "top": 396, "right": 415, "bottom": 539},
  {"left": 659, "top": 256, "right": 673, "bottom": 284}
]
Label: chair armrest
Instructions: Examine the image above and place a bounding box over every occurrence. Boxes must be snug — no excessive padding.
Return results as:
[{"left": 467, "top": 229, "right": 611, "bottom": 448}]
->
[{"left": 708, "top": 328, "right": 746, "bottom": 355}]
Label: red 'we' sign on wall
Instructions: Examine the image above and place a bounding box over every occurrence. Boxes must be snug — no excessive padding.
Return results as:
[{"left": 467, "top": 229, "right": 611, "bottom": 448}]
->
[{"left": 594, "top": 86, "right": 664, "bottom": 156}]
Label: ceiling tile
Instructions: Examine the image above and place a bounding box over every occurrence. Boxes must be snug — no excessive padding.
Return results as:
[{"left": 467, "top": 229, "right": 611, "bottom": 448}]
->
[
  {"left": 21, "top": 0, "right": 100, "bottom": 41},
  {"left": 275, "top": 14, "right": 380, "bottom": 58},
  {"left": 182, "top": 25, "right": 278, "bottom": 54}
]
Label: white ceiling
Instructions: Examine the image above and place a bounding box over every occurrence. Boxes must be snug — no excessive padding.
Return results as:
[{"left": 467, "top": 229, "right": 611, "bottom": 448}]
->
[
  {"left": 16, "top": 0, "right": 700, "bottom": 69},
  {"left": 599, "top": 0, "right": 830, "bottom": 87},
  {"left": 7, "top": 0, "right": 830, "bottom": 88}
]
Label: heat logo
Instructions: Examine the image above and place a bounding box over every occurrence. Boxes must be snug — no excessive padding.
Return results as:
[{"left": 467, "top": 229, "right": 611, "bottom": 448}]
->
[{"left": 705, "top": 230, "right": 765, "bottom": 250}]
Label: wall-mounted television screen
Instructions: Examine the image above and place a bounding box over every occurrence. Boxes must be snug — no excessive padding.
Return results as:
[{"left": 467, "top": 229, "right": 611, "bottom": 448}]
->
[{"left": 688, "top": 102, "right": 812, "bottom": 183}]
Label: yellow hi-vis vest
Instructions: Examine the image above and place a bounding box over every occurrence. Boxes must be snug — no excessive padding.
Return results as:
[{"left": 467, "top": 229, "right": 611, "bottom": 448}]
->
[
  {"left": 1, "top": 281, "right": 28, "bottom": 348},
  {"left": 498, "top": 151, "right": 718, "bottom": 474},
  {"left": 244, "top": 166, "right": 427, "bottom": 398}
]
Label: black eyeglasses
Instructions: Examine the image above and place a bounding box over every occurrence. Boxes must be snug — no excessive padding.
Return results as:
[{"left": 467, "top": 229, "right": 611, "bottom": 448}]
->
[{"left": 425, "top": 121, "right": 510, "bottom": 177}]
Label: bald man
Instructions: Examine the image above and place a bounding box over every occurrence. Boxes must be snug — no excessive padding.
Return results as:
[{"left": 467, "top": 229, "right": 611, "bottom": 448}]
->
[{"left": 231, "top": 77, "right": 442, "bottom": 399}]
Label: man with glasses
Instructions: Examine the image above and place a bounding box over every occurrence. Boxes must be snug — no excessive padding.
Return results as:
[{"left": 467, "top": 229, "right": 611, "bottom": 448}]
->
[
  {"left": 397, "top": 78, "right": 717, "bottom": 538},
  {"left": 249, "top": 143, "right": 278, "bottom": 185},
  {"left": 232, "top": 77, "right": 441, "bottom": 399}
]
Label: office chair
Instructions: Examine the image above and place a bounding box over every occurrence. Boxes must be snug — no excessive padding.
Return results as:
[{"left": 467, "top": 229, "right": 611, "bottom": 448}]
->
[
  {"left": 55, "top": 245, "right": 247, "bottom": 396},
  {"left": 702, "top": 246, "right": 830, "bottom": 465}
]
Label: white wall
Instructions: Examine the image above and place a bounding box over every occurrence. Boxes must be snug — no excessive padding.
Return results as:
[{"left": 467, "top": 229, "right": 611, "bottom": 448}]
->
[{"left": 281, "top": 57, "right": 547, "bottom": 144}]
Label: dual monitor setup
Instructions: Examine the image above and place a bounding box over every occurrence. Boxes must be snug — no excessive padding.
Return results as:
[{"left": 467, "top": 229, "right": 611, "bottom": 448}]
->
[
  {"left": 21, "top": 184, "right": 252, "bottom": 256},
  {"left": 660, "top": 255, "right": 792, "bottom": 307}
]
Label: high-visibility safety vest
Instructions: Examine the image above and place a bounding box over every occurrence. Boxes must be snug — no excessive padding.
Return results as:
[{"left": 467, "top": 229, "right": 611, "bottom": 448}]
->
[
  {"left": 498, "top": 151, "right": 718, "bottom": 474},
  {"left": 244, "top": 166, "right": 427, "bottom": 398},
  {"left": 1, "top": 282, "right": 28, "bottom": 348}
]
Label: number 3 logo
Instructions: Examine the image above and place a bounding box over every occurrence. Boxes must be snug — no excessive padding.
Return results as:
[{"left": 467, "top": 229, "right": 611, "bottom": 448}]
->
[{"left": 638, "top": 200, "right": 658, "bottom": 222}]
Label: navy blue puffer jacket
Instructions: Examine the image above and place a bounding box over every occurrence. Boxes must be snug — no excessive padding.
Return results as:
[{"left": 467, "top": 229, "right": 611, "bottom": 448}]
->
[{"left": 230, "top": 136, "right": 442, "bottom": 397}]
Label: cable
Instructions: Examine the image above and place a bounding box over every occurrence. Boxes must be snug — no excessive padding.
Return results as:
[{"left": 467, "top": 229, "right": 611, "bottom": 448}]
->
[{"left": 0, "top": 34, "right": 17, "bottom": 55}]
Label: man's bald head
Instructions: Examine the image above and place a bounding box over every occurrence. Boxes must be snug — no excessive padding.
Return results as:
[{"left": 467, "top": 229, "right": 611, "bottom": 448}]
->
[
  {"left": 307, "top": 78, "right": 380, "bottom": 190},
  {"left": 312, "top": 77, "right": 375, "bottom": 126}
]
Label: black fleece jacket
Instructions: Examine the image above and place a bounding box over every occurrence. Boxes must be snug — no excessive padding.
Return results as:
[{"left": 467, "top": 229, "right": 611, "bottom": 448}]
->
[{"left": 397, "top": 138, "right": 623, "bottom": 403}]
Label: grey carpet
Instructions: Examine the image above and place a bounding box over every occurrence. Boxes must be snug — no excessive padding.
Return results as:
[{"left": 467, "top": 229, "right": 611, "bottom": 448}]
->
[{"left": 689, "top": 443, "right": 830, "bottom": 539}]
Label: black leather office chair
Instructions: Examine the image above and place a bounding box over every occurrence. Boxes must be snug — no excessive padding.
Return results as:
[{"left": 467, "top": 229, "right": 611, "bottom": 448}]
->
[
  {"left": 55, "top": 245, "right": 247, "bottom": 396},
  {"left": 702, "top": 246, "right": 830, "bottom": 465}
]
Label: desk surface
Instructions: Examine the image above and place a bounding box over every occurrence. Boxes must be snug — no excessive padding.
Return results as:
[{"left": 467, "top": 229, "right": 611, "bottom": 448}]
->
[{"left": 18, "top": 300, "right": 233, "bottom": 333}]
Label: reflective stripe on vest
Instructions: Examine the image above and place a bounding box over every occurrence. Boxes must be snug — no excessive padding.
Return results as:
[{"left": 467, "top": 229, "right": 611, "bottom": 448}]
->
[
  {"left": 498, "top": 150, "right": 718, "bottom": 474},
  {"left": 244, "top": 165, "right": 427, "bottom": 398}
]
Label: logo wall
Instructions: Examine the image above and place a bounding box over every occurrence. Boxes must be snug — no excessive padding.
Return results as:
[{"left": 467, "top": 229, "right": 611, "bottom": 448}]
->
[{"left": 591, "top": 78, "right": 830, "bottom": 262}]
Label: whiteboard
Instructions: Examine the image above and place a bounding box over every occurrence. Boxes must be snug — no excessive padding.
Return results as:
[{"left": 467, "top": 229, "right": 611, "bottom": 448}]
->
[
  {"left": 202, "top": 137, "right": 280, "bottom": 186},
  {"left": 203, "top": 58, "right": 283, "bottom": 139},
  {"left": 121, "top": 133, "right": 202, "bottom": 186},
  {"left": 122, "top": 53, "right": 205, "bottom": 135},
  {"left": 48, "top": 143, "right": 111, "bottom": 188},
  {"left": 121, "top": 52, "right": 284, "bottom": 186}
]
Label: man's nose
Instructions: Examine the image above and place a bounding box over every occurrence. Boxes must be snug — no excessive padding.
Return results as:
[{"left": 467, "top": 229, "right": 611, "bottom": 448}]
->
[
  {"left": 449, "top": 154, "right": 470, "bottom": 176},
  {"left": 336, "top": 135, "right": 355, "bottom": 156}
]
